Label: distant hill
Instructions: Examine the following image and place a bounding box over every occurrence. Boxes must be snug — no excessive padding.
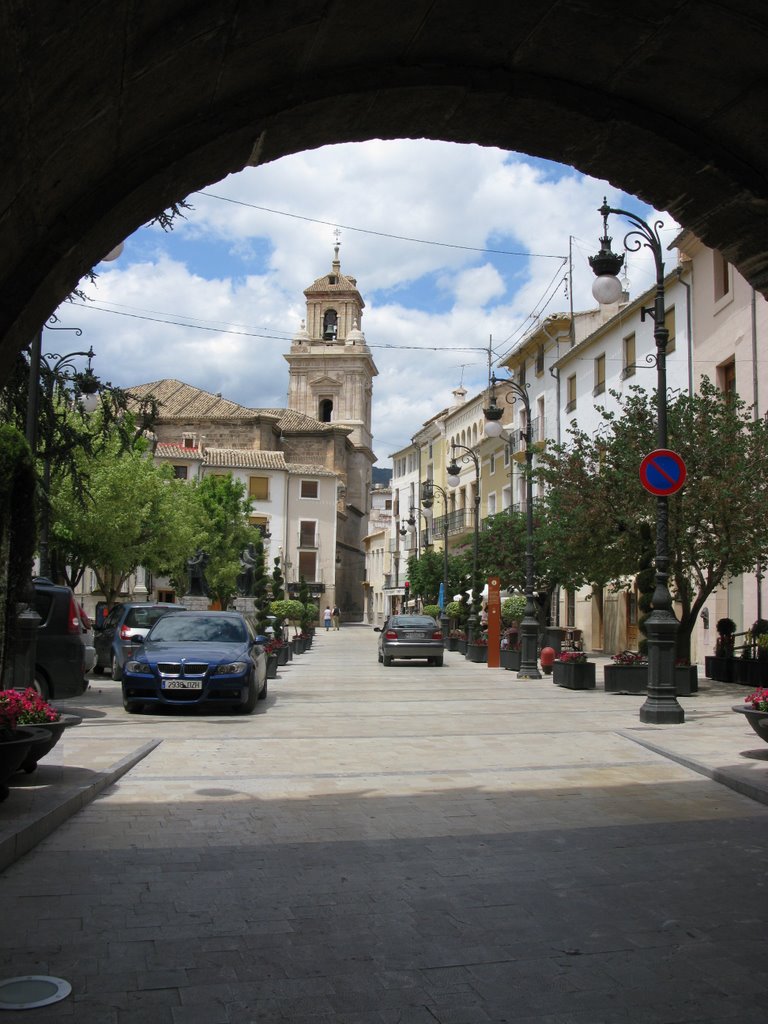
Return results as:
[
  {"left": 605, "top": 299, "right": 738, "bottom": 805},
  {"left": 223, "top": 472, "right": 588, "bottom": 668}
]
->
[{"left": 372, "top": 466, "right": 392, "bottom": 487}]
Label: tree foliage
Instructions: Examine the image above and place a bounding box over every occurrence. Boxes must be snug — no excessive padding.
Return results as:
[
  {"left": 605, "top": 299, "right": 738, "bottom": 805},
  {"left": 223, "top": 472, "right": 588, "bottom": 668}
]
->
[
  {"left": 50, "top": 434, "right": 200, "bottom": 607},
  {"left": 193, "top": 474, "right": 254, "bottom": 609},
  {"left": 537, "top": 380, "right": 768, "bottom": 659}
]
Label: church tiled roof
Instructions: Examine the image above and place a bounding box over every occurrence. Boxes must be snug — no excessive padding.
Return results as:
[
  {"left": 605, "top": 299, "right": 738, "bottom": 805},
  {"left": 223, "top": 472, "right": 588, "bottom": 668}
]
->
[
  {"left": 154, "top": 442, "right": 204, "bottom": 460},
  {"left": 128, "top": 379, "right": 340, "bottom": 433},
  {"left": 203, "top": 448, "right": 287, "bottom": 469}
]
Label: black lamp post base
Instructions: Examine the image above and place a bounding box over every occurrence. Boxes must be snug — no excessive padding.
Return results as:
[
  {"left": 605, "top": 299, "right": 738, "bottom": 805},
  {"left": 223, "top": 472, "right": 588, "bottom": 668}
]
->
[
  {"left": 517, "top": 616, "right": 541, "bottom": 679},
  {"left": 639, "top": 699, "right": 685, "bottom": 724}
]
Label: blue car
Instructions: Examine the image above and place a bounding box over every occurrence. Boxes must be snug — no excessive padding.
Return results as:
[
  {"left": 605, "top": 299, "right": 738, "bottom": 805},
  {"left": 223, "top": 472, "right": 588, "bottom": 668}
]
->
[{"left": 121, "top": 611, "right": 268, "bottom": 715}]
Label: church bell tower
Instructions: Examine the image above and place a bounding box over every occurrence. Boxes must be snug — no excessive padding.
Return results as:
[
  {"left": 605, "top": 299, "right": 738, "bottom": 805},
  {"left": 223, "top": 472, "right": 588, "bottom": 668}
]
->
[{"left": 285, "top": 239, "right": 377, "bottom": 453}]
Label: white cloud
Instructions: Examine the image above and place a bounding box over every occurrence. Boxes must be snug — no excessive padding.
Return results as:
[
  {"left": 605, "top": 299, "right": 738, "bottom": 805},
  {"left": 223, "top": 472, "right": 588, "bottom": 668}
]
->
[{"left": 56, "top": 140, "right": 673, "bottom": 463}]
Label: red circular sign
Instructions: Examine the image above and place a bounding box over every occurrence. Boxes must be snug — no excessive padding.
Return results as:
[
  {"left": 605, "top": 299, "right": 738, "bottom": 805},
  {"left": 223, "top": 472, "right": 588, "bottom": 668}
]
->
[{"left": 639, "top": 449, "right": 687, "bottom": 496}]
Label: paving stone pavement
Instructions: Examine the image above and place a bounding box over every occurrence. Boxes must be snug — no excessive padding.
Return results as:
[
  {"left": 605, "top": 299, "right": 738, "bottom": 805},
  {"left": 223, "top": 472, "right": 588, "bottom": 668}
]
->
[{"left": 1, "top": 628, "right": 767, "bottom": 1023}]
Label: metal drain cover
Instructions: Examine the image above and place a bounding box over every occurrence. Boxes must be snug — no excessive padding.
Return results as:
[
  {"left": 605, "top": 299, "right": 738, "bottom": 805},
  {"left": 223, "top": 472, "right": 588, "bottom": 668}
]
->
[{"left": 0, "top": 975, "right": 72, "bottom": 1010}]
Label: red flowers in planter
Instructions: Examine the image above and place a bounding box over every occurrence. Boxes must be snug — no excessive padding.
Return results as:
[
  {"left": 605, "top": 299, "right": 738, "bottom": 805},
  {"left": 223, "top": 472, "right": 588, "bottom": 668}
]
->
[
  {"left": 557, "top": 651, "right": 588, "bottom": 664},
  {"left": 0, "top": 688, "right": 61, "bottom": 738},
  {"left": 745, "top": 688, "right": 768, "bottom": 711}
]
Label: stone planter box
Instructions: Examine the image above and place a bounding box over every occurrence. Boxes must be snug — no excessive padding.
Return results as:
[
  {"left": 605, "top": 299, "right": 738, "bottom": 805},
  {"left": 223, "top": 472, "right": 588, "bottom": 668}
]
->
[
  {"left": 604, "top": 664, "right": 698, "bottom": 695},
  {"left": 466, "top": 644, "right": 488, "bottom": 663},
  {"left": 733, "top": 658, "right": 768, "bottom": 686},
  {"left": 705, "top": 655, "right": 735, "bottom": 682},
  {"left": 553, "top": 661, "right": 595, "bottom": 690},
  {"left": 499, "top": 649, "right": 521, "bottom": 671},
  {"left": 456, "top": 640, "right": 467, "bottom": 655},
  {"left": 445, "top": 637, "right": 459, "bottom": 652}
]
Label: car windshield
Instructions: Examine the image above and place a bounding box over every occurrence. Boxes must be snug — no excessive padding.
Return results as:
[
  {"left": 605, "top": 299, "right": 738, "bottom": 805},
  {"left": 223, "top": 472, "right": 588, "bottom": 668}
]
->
[
  {"left": 389, "top": 616, "right": 436, "bottom": 628},
  {"left": 148, "top": 615, "right": 247, "bottom": 644},
  {"left": 124, "top": 606, "right": 181, "bottom": 629}
]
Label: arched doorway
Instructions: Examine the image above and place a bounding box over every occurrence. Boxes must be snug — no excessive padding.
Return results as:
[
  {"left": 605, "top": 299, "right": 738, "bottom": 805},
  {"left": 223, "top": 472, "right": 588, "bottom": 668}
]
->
[{"left": 1, "top": 2, "right": 767, "bottom": 374}]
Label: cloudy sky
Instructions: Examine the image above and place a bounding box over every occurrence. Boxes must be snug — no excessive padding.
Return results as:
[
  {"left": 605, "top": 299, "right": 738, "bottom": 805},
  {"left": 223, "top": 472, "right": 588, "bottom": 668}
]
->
[{"left": 54, "top": 140, "right": 678, "bottom": 462}]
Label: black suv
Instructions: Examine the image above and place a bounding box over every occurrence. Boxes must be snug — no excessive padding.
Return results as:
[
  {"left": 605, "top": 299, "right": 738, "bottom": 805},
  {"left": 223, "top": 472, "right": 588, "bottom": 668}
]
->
[{"left": 31, "top": 578, "right": 89, "bottom": 699}]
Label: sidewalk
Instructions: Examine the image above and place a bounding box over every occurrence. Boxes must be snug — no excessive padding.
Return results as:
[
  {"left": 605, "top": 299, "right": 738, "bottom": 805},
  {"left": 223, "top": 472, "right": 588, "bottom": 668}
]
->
[{"left": 0, "top": 635, "right": 766, "bottom": 1022}]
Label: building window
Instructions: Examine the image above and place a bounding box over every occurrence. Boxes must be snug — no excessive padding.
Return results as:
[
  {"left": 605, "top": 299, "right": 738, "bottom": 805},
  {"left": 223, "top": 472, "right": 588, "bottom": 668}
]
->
[
  {"left": 535, "top": 344, "right": 545, "bottom": 375},
  {"left": 249, "top": 515, "right": 270, "bottom": 536},
  {"left": 622, "top": 333, "right": 636, "bottom": 378},
  {"left": 566, "top": 374, "right": 577, "bottom": 413},
  {"left": 713, "top": 250, "right": 731, "bottom": 302},
  {"left": 719, "top": 359, "right": 736, "bottom": 397},
  {"left": 298, "top": 551, "right": 317, "bottom": 581},
  {"left": 182, "top": 435, "right": 195, "bottom": 448},
  {"left": 537, "top": 396, "right": 545, "bottom": 441},
  {"left": 665, "top": 306, "right": 676, "bottom": 354},
  {"left": 503, "top": 445, "right": 510, "bottom": 467},
  {"left": 301, "top": 479, "right": 319, "bottom": 499},
  {"left": 518, "top": 361, "right": 526, "bottom": 387},
  {"left": 299, "top": 520, "right": 317, "bottom": 547},
  {"left": 318, "top": 398, "right": 333, "bottom": 422},
  {"left": 487, "top": 492, "right": 497, "bottom": 516},
  {"left": 566, "top": 589, "right": 576, "bottom": 628},
  {"left": 249, "top": 476, "right": 269, "bottom": 500},
  {"left": 489, "top": 452, "right": 496, "bottom": 475},
  {"left": 593, "top": 354, "right": 606, "bottom": 396},
  {"left": 173, "top": 465, "right": 188, "bottom": 479}
]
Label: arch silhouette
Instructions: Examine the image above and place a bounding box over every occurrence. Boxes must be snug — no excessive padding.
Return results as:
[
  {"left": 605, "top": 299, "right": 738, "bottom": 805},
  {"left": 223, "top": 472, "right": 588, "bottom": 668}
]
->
[{"left": 1, "top": 2, "right": 766, "bottom": 375}]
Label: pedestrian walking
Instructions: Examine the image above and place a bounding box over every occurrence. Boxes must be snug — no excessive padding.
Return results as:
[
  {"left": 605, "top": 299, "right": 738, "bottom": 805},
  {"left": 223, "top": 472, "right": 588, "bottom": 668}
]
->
[
  {"left": 323, "top": 606, "right": 332, "bottom": 631},
  {"left": 332, "top": 605, "right": 341, "bottom": 630}
]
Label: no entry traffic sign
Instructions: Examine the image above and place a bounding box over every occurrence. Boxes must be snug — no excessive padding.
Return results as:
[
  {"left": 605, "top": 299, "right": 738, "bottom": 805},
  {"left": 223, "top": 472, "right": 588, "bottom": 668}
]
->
[{"left": 639, "top": 449, "right": 687, "bottom": 496}]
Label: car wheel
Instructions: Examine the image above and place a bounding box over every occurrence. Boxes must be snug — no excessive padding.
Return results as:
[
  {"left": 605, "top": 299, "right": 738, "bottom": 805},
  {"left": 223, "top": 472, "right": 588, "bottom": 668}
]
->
[
  {"left": 123, "top": 698, "right": 142, "bottom": 714},
  {"left": 110, "top": 654, "right": 122, "bottom": 681},
  {"left": 433, "top": 656, "right": 444, "bottom": 667},
  {"left": 382, "top": 655, "right": 392, "bottom": 666},
  {"left": 92, "top": 663, "right": 104, "bottom": 676},
  {"left": 258, "top": 675, "right": 268, "bottom": 701},
  {"left": 238, "top": 676, "right": 259, "bottom": 714},
  {"left": 33, "top": 673, "right": 51, "bottom": 699},
  {"left": 377, "top": 651, "right": 383, "bottom": 663}
]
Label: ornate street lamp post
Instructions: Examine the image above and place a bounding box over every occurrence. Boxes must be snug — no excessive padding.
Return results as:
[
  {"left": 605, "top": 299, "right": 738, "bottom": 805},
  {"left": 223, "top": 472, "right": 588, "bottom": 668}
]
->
[
  {"left": 589, "top": 198, "right": 684, "bottom": 724},
  {"left": 25, "top": 327, "right": 101, "bottom": 579},
  {"left": 446, "top": 443, "right": 481, "bottom": 643},
  {"left": 483, "top": 377, "right": 541, "bottom": 679},
  {"left": 421, "top": 481, "right": 450, "bottom": 638}
]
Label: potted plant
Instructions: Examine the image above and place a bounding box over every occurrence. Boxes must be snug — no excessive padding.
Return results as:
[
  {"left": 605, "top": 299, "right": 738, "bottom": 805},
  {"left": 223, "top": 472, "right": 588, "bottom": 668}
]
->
[
  {"left": 553, "top": 650, "right": 595, "bottom": 690},
  {"left": 604, "top": 652, "right": 697, "bottom": 695},
  {"left": 604, "top": 651, "right": 648, "bottom": 693},
  {"left": 732, "top": 687, "right": 768, "bottom": 744},
  {"left": 499, "top": 628, "right": 520, "bottom": 671},
  {"left": 0, "top": 687, "right": 81, "bottom": 774},
  {"left": 446, "top": 628, "right": 465, "bottom": 653},
  {"left": 466, "top": 634, "right": 488, "bottom": 663},
  {"left": 706, "top": 617, "right": 737, "bottom": 682},
  {"left": 0, "top": 691, "right": 49, "bottom": 799}
]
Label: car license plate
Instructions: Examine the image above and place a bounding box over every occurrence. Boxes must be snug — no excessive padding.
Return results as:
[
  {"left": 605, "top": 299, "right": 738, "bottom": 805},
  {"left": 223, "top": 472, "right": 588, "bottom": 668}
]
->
[
  {"left": 407, "top": 632, "right": 430, "bottom": 640},
  {"left": 161, "top": 680, "right": 202, "bottom": 690}
]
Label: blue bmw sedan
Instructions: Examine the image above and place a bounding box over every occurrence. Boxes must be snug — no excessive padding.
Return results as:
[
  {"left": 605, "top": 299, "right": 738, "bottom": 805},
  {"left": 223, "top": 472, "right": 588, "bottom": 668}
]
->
[{"left": 121, "top": 611, "right": 268, "bottom": 715}]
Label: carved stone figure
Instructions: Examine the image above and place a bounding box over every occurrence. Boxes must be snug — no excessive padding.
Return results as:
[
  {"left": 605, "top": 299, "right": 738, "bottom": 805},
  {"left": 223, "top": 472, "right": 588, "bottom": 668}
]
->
[
  {"left": 236, "top": 542, "right": 260, "bottom": 597},
  {"left": 186, "top": 548, "right": 210, "bottom": 597}
]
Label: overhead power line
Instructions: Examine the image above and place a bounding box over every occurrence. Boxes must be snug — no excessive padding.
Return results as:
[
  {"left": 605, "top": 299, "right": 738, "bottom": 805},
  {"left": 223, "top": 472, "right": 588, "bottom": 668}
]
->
[{"left": 198, "top": 191, "right": 567, "bottom": 261}]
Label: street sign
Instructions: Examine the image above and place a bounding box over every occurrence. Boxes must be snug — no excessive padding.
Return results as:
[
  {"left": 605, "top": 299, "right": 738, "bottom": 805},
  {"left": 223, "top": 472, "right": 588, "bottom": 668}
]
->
[{"left": 639, "top": 449, "right": 687, "bottom": 496}]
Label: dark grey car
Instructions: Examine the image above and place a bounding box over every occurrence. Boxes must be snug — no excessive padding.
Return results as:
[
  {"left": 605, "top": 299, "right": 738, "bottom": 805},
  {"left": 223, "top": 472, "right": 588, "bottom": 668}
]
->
[
  {"left": 375, "top": 615, "right": 444, "bottom": 666},
  {"left": 31, "top": 578, "right": 89, "bottom": 699},
  {"left": 94, "top": 602, "right": 185, "bottom": 680}
]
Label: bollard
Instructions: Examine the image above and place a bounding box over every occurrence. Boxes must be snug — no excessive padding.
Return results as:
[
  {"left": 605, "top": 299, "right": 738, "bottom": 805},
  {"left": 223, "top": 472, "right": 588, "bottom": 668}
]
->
[{"left": 539, "top": 646, "right": 556, "bottom": 675}]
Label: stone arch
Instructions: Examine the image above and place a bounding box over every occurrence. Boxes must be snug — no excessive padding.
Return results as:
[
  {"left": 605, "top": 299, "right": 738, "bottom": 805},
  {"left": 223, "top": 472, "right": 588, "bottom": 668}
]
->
[{"left": 1, "top": 2, "right": 767, "bottom": 374}]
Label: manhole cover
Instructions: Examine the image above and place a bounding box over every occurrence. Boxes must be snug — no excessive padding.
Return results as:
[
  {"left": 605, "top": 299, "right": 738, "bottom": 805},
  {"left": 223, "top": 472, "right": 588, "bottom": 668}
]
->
[{"left": 0, "top": 976, "right": 71, "bottom": 1010}]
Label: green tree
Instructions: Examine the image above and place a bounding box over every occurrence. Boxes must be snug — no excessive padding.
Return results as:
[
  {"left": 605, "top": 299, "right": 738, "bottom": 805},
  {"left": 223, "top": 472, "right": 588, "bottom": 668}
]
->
[
  {"left": 50, "top": 434, "right": 200, "bottom": 607},
  {"left": 537, "top": 380, "right": 768, "bottom": 661},
  {"left": 193, "top": 474, "right": 254, "bottom": 609},
  {"left": 405, "top": 549, "right": 465, "bottom": 605}
]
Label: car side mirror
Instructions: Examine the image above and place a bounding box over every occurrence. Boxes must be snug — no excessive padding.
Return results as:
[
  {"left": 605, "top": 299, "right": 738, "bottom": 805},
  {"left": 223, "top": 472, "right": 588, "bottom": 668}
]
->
[
  {"left": 253, "top": 635, "right": 268, "bottom": 645},
  {"left": 373, "top": 627, "right": 382, "bottom": 633}
]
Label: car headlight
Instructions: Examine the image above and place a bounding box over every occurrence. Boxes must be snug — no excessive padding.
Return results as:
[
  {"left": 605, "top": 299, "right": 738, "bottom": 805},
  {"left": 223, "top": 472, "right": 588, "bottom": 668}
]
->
[
  {"left": 125, "top": 660, "right": 153, "bottom": 675},
  {"left": 218, "top": 661, "right": 248, "bottom": 675}
]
